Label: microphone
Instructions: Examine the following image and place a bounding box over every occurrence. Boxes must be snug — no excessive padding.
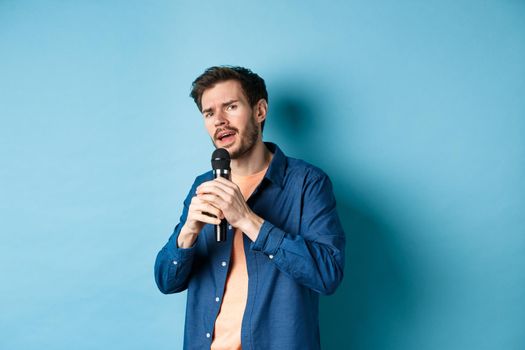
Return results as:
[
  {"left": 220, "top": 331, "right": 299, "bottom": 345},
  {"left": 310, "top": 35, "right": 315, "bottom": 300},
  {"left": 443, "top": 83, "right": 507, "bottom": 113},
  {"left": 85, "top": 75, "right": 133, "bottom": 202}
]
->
[{"left": 211, "top": 148, "right": 231, "bottom": 242}]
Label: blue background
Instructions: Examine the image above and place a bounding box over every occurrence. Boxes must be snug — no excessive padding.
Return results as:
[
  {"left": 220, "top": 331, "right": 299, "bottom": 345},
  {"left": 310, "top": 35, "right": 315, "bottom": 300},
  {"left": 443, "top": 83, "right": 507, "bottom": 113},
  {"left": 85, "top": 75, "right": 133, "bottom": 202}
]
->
[{"left": 1, "top": 1, "right": 524, "bottom": 349}]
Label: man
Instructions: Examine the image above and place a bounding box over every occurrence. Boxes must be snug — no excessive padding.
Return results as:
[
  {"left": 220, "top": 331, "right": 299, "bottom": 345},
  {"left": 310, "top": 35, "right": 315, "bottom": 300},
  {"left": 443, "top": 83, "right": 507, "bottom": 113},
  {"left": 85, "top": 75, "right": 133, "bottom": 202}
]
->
[{"left": 154, "top": 66, "right": 345, "bottom": 350}]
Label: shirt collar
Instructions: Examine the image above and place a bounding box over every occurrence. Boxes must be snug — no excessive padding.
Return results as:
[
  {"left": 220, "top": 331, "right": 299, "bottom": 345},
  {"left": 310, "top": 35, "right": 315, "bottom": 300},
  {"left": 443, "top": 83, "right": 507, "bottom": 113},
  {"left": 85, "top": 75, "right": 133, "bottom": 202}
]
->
[
  {"left": 263, "top": 142, "right": 286, "bottom": 188},
  {"left": 203, "top": 142, "right": 287, "bottom": 187}
]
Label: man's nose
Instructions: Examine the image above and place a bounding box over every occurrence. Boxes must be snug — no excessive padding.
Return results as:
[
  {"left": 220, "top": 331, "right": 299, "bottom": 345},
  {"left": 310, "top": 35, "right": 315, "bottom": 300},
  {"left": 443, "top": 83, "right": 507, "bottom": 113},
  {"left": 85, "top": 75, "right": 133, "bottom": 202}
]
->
[{"left": 214, "top": 110, "right": 228, "bottom": 127}]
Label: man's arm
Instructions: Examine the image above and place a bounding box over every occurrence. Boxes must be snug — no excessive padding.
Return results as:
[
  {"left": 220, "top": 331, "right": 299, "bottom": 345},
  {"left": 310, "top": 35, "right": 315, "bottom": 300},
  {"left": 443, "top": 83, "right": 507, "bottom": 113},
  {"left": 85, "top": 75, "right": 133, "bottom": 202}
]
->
[
  {"left": 154, "top": 177, "right": 221, "bottom": 294},
  {"left": 250, "top": 174, "right": 345, "bottom": 295},
  {"left": 197, "top": 173, "right": 346, "bottom": 295}
]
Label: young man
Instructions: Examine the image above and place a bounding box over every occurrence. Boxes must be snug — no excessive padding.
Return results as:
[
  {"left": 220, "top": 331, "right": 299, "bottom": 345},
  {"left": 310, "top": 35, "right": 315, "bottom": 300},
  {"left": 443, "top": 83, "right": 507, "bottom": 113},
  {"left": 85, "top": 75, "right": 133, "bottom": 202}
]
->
[{"left": 154, "top": 66, "right": 345, "bottom": 350}]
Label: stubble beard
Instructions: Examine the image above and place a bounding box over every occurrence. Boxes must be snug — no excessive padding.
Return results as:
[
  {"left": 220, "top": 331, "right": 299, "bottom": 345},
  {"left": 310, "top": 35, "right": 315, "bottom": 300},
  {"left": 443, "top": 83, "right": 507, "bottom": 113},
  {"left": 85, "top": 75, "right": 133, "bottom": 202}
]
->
[{"left": 212, "top": 115, "right": 260, "bottom": 159}]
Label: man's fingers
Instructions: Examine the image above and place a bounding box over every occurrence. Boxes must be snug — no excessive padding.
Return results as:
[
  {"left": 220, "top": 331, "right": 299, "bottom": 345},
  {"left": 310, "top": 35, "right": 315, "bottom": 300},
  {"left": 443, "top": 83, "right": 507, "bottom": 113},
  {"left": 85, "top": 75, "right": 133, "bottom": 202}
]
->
[
  {"left": 197, "top": 193, "right": 227, "bottom": 209},
  {"left": 192, "top": 213, "right": 221, "bottom": 225},
  {"left": 201, "top": 210, "right": 225, "bottom": 220},
  {"left": 191, "top": 195, "right": 219, "bottom": 212},
  {"left": 214, "top": 176, "right": 237, "bottom": 188},
  {"left": 197, "top": 180, "right": 235, "bottom": 198},
  {"left": 189, "top": 198, "right": 224, "bottom": 220},
  {"left": 198, "top": 177, "right": 236, "bottom": 189},
  {"left": 194, "top": 201, "right": 221, "bottom": 216}
]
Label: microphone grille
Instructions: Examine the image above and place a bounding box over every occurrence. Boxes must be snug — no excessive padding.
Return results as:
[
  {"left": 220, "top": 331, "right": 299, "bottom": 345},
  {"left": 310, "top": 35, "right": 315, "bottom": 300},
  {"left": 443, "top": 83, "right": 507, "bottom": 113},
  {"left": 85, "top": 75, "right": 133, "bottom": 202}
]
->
[{"left": 211, "top": 148, "right": 231, "bottom": 170}]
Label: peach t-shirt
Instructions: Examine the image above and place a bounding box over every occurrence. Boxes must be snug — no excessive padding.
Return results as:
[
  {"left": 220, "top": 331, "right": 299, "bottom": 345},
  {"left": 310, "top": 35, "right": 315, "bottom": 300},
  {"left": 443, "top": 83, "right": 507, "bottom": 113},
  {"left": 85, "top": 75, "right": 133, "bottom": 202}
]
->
[{"left": 211, "top": 166, "right": 268, "bottom": 350}]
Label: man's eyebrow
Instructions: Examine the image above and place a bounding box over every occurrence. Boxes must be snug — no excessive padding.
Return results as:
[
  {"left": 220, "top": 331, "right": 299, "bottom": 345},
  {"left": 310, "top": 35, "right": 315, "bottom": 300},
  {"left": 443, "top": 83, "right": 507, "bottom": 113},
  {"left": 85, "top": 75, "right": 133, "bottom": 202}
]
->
[
  {"left": 201, "top": 100, "right": 239, "bottom": 114},
  {"left": 222, "top": 99, "right": 238, "bottom": 106}
]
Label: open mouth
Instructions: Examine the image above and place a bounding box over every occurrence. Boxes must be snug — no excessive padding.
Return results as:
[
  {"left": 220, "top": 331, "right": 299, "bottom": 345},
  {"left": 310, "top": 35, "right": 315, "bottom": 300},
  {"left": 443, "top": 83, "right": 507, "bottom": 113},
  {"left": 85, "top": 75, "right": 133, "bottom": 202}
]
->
[{"left": 216, "top": 129, "right": 237, "bottom": 144}]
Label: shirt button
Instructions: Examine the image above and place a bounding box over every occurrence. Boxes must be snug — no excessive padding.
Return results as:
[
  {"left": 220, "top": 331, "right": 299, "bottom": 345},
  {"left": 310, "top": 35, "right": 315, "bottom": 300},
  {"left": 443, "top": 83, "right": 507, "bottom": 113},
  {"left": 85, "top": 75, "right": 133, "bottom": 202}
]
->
[
  {"left": 221, "top": 261, "right": 227, "bottom": 267},
  {"left": 172, "top": 260, "right": 178, "bottom": 265},
  {"left": 206, "top": 333, "right": 211, "bottom": 338},
  {"left": 228, "top": 225, "right": 232, "bottom": 230},
  {"left": 215, "top": 297, "right": 220, "bottom": 302},
  {"left": 269, "top": 254, "right": 274, "bottom": 259}
]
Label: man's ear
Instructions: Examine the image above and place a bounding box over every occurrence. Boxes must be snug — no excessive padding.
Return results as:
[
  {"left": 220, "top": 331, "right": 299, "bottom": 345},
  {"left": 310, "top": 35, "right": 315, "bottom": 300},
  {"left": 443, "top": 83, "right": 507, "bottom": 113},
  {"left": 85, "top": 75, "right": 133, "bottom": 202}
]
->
[{"left": 255, "top": 99, "right": 268, "bottom": 123}]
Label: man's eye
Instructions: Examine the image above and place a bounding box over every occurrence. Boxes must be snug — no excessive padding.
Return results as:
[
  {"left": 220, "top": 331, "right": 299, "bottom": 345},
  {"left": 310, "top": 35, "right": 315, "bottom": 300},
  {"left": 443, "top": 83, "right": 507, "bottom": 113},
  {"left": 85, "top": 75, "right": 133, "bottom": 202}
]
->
[
  {"left": 204, "top": 113, "right": 212, "bottom": 118},
  {"left": 227, "top": 104, "right": 237, "bottom": 111}
]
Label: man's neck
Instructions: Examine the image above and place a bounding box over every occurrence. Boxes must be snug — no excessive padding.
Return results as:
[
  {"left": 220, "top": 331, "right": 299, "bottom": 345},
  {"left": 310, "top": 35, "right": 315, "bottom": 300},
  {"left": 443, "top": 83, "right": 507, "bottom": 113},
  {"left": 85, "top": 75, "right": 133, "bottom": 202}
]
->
[{"left": 230, "top": 140, "right": 272, "bottom": 176}]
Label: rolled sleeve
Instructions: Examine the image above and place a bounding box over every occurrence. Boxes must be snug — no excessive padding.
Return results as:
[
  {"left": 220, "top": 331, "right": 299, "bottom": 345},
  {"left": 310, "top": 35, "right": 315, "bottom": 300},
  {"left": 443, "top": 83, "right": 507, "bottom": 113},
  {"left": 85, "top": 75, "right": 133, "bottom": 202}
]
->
[{"left": 250, "top": 220, "right": 286, "bottom": 256}]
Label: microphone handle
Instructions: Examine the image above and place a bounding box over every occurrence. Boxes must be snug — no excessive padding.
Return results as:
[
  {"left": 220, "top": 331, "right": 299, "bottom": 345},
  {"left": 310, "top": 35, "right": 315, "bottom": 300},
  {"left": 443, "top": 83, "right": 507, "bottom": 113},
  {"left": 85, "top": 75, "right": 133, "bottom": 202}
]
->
[
  {"left": 213, "top": 169, "right": 230, "bottom": 242},
  {"left": 216, "top": 219, "right": 228, "bottom": 242}
]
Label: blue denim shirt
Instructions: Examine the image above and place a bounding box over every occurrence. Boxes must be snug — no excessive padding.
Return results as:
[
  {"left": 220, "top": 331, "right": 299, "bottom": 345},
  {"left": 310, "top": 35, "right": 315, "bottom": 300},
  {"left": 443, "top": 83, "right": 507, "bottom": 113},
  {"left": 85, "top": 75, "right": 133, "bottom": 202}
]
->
[{"left": 154, "top": 143, "right": 345, "bottom": 350}]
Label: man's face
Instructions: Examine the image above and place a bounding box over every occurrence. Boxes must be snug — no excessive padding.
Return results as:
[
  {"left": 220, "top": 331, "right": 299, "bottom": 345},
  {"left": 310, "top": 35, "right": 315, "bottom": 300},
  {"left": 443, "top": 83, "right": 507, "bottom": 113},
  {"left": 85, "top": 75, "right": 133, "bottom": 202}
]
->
[{"left": 200, "top": 80, "right": 261, "bottom": 159}]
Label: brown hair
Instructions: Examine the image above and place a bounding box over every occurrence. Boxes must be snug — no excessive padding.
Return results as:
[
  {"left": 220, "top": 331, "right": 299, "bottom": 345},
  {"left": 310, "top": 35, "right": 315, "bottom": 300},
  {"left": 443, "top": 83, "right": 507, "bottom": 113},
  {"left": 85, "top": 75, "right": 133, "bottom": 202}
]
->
[{"left": 190, "top": 66, "right": 268, "bottom": 131}]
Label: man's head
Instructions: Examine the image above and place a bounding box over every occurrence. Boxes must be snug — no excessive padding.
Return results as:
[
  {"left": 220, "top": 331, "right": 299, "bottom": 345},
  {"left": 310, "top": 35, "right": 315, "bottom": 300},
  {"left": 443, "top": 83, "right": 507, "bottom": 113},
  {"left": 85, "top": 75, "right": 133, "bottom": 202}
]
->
[
  {"left": 190, "top": 66, "right": 268, "bottom": 132},
  {"left": 190, "top": 66, "right": 268, "bottom": 158}
]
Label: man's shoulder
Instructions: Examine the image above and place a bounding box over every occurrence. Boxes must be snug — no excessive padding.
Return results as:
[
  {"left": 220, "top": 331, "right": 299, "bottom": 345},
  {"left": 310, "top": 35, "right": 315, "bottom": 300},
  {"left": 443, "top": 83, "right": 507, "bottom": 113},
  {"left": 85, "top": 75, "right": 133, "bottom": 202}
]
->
[
  {"left": 266, "top": 142, "right": 330, "bottom": 188},
  {"left": 284, "top": 155, "right": 329, "bottom": 182},
  {"left": 179, "top": 171, "right": 213, "bottom": 201},
  {"left": 195, "top": 170, "right": 213, "bottom": 183}
]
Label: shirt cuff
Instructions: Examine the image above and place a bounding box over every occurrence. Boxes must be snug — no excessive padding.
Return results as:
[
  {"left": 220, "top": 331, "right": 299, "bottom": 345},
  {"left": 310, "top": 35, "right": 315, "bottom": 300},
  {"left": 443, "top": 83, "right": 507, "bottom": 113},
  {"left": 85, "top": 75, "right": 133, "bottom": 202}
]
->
[
  {"left": 166, "top": 236, "right": 197, "bottom": 262},
  {"left": 251, "top": 220, "right": 285, "bottom": 256}
]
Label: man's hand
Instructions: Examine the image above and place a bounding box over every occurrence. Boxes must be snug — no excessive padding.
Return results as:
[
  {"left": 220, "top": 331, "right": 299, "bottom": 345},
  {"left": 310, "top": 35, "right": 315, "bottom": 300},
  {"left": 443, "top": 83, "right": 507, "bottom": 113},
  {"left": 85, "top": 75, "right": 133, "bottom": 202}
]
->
[
  {"left": 195, "top": 177, "right": 264, "bottom": 241},
  {"left": 177, "top": 195, "right": 223, "bottom": 248}
]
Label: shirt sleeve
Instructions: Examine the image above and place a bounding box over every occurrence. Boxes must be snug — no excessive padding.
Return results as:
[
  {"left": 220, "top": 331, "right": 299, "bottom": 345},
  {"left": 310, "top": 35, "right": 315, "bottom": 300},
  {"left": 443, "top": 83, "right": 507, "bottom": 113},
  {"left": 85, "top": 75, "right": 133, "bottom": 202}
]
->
[
  {"left": 250, "top": 173, "right": 346, "bottom": 295},
  {"left": 154, "top": 182, "right": 198, "bottom": 294}
]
